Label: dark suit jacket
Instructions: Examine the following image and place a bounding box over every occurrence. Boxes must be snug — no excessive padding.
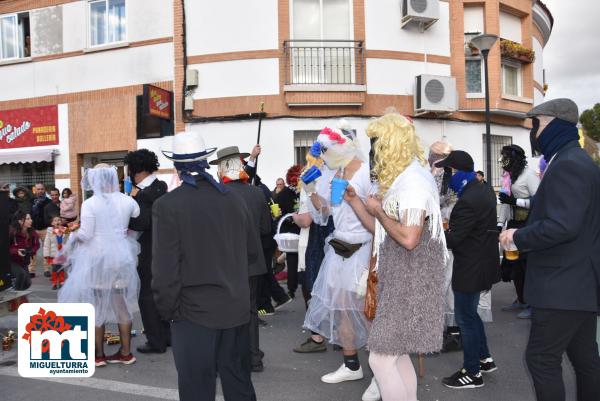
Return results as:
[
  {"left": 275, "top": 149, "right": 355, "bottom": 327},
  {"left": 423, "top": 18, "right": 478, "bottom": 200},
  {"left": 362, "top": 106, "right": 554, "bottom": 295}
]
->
[
  {"left": 129, "top": 178, "right": 167, "bottom": 277},
  {"left": 445, "top": 180, "right": 501, "bottom": 293},
  {"left": 226, "top": 181, "right": 269, "bottom": 277},
  {"left": 514, "top": 141, "right": 600, "bottom": 312},
  {"left": 43, "top": 202, "right": 61, "bottom": 226},
  {"left": 152, "top": 176, "right": 256, "bottom": 329}
]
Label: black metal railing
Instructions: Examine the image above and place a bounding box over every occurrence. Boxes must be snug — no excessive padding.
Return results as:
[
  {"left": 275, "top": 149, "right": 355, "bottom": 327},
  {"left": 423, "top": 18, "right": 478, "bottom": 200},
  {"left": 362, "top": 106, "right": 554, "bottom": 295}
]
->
[{"left": 284, "top": 40, "right": 365, "bottom": 85}]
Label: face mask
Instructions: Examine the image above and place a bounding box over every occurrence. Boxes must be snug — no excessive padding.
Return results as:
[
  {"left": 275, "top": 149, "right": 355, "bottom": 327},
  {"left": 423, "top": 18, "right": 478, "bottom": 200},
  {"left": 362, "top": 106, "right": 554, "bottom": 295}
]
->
[{"left": 530, "top": 117, "right": 542, "bottom": 157}]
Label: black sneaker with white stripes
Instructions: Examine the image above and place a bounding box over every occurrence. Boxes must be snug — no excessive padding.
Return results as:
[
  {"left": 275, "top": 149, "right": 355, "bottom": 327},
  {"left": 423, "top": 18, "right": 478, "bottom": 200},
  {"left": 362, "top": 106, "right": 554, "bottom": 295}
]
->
[
  {"left": 442, "top": 368, "right": 484, "bottom": 389},
  {"left": 480, "top": 357, "right": 498, "bottom": 373}
]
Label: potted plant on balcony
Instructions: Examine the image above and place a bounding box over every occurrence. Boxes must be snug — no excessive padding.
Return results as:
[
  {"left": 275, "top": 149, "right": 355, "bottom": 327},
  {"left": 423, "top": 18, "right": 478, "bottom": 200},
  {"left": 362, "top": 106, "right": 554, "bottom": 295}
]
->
[
  {"left": 465, "top": 41, "right": 480, "bottom": 56},
  {"left": 500, "top": 39, "right": 535, "bottom": 63}
]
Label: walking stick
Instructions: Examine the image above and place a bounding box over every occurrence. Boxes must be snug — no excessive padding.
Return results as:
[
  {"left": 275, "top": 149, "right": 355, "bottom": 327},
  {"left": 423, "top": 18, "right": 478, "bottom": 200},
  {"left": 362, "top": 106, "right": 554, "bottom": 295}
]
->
[
  {"left": 252, "top": 102, "right": 265, "bottom": 185},
  {"left": 418, "top": 353, "right": 425, "bottom": 378}
]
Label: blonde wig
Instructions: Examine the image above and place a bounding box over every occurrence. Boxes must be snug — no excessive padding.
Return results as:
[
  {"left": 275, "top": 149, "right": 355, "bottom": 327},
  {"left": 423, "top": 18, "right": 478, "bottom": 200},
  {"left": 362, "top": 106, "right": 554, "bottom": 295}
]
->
[
  {"left": 366, "top": 113, "right": 427, "bottom": 195},
  {"left": 297, "top": 151, "right": 324, "bottom": 192}
]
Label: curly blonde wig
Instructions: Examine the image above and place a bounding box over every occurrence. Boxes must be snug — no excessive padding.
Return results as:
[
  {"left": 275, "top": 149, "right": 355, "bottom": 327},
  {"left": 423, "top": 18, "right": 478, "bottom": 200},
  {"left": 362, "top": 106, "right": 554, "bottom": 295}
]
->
[{"left": 366, "top": 113, "right": 427, "bottom": 195}]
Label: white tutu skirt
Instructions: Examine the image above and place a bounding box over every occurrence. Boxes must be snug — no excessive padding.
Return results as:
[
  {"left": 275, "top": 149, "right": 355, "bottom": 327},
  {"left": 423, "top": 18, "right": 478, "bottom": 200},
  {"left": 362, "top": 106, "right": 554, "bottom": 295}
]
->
[
  {"left": 58, "top": 233, "right": 140, "bottom": 326},
  {"left": 304, "top": 239, "right": 372, "bottom": 349}
]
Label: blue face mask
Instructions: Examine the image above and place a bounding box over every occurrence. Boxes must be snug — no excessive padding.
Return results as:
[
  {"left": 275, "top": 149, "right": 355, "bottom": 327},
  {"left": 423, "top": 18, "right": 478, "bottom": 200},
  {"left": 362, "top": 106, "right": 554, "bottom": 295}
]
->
[{"left": 449, "top": 170, "right": 477, "bottom": 197}]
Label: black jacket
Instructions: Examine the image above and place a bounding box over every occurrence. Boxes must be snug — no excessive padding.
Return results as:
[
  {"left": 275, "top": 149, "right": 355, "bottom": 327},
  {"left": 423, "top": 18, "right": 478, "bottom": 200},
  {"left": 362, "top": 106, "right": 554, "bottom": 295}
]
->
[
  {"left": 129, "top": 178, "right": 167, "bottom": 275},
  {"left": 43, "top": 202, "right": 61, "bottom": 226},
  {"left": 152, "top": 177, "right": 256, "bottom": 329},
  {"left": 445, "top": 180, "right": 500, "bottom": 292},
  {"left": 226, "top": 181, "right": 269, "bottom": 277},
  {"left": 514, "top": 141, "right": 600, "bottom": 312},
  {"left": 274, "top": 187, "right": 300, "bottom": 235},
  {"left": 31, "top": 195, "right": 50, "bottom": 230}
]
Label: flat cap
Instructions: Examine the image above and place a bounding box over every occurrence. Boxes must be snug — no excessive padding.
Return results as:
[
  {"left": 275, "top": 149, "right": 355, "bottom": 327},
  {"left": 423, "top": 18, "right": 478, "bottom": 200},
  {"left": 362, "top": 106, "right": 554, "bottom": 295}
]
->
[
  {"left": 434, "top": 150, "right": 474, "bottom": 172},
  {"left": 526, "top": 98, "right": 579, "bottom": 125}
]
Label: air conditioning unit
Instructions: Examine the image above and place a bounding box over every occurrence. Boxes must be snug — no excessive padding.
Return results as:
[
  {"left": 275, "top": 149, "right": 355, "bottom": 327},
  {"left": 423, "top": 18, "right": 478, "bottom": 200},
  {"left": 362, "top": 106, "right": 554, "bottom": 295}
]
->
[
  {"left": 401, "top": 0, "right": 439, "bottom": 30},
  {"left": 184, "top": 94, "right": 194, "bottom": 111},
  {"left": 186, "top": 68, "right": 199, "bottom": 87},
  {"left": 415, "top": 75, "right": 457, "bottom": 114}
]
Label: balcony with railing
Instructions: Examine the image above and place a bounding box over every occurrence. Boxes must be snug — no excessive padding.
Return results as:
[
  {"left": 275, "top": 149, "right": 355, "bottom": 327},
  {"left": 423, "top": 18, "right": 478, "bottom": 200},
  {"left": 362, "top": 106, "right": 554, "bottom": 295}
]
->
[{"left": 283, "top": 40, "right": 366, "bottom": 106}]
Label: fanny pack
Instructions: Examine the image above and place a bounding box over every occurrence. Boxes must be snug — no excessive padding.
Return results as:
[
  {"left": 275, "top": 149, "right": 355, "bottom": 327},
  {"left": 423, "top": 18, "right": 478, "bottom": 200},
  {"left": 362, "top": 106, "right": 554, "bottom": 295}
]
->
[{"left": 329, "top": 238, "right": 362, "bottom": 259}]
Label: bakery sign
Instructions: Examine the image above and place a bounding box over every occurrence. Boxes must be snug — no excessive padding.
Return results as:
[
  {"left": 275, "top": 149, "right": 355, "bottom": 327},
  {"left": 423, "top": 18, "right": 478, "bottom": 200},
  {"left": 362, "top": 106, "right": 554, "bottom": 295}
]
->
[
  {"left": 143, "top": 84, "right": 172, "bottom": 120},
  {"left": 0, "top": 105, "right": 59, "bottom": 149}
]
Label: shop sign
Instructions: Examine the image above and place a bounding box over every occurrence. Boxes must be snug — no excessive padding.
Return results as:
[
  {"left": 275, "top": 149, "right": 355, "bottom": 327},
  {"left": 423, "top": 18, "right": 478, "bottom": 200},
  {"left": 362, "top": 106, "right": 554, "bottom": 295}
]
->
[
  {"left": 143, "top": 84, "right": 172, "bottom": 120},
  {"left": 0, "top": 105, "right": 59, "bottom": 149}
]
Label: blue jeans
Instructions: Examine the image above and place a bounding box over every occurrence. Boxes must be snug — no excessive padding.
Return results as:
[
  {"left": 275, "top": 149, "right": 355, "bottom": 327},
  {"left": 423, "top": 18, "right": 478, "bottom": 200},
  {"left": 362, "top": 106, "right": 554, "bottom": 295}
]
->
[{"left": 454, "top": 290, "right": 491, "bottom": 375}]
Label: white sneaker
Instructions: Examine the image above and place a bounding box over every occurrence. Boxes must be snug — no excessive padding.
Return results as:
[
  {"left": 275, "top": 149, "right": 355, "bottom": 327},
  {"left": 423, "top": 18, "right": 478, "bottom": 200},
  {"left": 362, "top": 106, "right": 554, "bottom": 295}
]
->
[
  {"left": 362, "top": 377, "right": 382, "bottom": 401},
  {"left": 321, "top": 363, "right": 364, "bottom": 384}
]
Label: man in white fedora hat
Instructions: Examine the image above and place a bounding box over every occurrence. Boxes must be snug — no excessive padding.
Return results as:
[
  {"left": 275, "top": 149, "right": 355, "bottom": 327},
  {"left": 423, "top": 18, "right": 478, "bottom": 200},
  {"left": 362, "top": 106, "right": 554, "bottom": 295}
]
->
[{"left": 152, "top": 131, "right": 257, "bottom": 401}]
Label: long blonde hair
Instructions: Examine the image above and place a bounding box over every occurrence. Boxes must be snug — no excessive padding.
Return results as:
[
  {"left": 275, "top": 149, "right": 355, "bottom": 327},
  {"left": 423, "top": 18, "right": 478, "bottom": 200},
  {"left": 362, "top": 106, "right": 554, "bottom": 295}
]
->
[{"left": 366, "top": 114, "right": 427, "bottom": 195}]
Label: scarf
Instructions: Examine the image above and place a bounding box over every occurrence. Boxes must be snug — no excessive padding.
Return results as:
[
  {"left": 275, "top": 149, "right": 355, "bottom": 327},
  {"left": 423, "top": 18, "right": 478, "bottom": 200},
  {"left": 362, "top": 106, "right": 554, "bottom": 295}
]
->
[
  {"left": 501, "top": 171, "right": 512, "bottom": 196},
  {"left": 449, "top": 170, "right": 477, "bottom": 197},
  {"left": 174, "top": 160, "right": 228, "bottom": 194},
  {"left": 373, "top": 159, "right": 448, "bottom": 268},
  {"left": 537, "top": 118, "right": 579, "bottom": 162}
]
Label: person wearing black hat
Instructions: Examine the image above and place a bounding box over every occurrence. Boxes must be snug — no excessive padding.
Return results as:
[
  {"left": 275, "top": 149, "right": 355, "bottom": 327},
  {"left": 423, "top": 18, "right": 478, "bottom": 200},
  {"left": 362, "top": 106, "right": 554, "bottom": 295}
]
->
[
  {"left": 435, "top": 150, "right": 500, "bottom": 390},
  {"left": 497, "top": 144, "right": 540, "bottom": 320},
  {"left": 500, "top": 98, "right": 600, "bottom": 401},
  {"left": 211, "top": 145, "right": 270, "bottom": 373},
  {"left": 124, "top": 149, "right": 170, "bottom": 354},
  {"left": 153, "top": 132, "right": 257, "bottom": 401}
]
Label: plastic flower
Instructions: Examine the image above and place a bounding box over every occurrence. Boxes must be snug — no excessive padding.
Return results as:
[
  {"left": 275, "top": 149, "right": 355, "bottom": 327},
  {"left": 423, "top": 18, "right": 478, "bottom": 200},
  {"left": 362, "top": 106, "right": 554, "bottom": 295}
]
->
[
  {"left": 310, "top": 141, "right": 322, "bottom": 157},
  {"left": 320, "top": 127, "right": 346, "bottom": 144}
]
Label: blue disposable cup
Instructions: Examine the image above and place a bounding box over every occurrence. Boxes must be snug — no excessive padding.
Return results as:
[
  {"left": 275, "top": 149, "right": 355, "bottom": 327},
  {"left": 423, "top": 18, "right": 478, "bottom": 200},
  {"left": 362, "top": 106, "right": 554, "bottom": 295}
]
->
[
  {"left": 301, "top": 165, "right": 322, "bottom": 184},
  {"left": 330, "top": 177, "right": 349, "bottom": 206},
  {"left": 124, "top": 177, "right": 133, "bottom": 194}
]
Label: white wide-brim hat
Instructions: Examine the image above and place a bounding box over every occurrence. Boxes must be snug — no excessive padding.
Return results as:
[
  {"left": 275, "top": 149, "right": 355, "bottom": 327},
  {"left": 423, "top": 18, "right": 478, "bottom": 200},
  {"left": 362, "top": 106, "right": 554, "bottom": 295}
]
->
[{"left": 162, "top": 131, "right": 217, "bottom": 163}]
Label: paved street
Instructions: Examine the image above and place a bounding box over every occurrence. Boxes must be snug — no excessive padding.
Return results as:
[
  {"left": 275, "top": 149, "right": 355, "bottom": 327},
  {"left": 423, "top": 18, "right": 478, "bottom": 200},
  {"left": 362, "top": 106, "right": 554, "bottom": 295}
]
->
[{"left": 1, "top": 276, "right": 578, "bottom": 401}]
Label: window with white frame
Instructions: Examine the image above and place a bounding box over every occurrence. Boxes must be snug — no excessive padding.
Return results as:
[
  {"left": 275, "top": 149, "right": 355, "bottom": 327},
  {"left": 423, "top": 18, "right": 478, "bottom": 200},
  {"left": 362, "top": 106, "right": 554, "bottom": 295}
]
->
[
  {"left": 465, "top": 58, "right": 483, "bottom": 94},
  {"left": 502, "top": 60, "right": 522, "bottom": 97},
  {"left": 0, "top": 12, "right": 30, "bottom": 60},
  {"left": 290, "top": 0, "right": 354, "bottom": 84},
  {"left": 464, "top": 32, "right": 483, "bottom": 95},
  {"left": 294, "top": 130, "right": 320, "bottom": 165},
  {"left": 89, "top": 0, "right": 126, "bottom": 47}
]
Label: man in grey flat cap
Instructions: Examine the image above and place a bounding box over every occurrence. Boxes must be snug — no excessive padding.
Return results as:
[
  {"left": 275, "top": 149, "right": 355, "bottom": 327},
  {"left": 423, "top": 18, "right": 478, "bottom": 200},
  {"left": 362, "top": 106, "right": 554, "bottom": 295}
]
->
[{"left": 500, "top": 98, "right": 600, "bottom": 401}]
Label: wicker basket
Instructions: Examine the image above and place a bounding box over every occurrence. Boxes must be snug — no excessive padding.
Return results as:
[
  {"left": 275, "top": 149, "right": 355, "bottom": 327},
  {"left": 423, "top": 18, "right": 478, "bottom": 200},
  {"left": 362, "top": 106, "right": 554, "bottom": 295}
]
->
[{"left": 273, "top": 213, "right": 300, "bottom": 252}]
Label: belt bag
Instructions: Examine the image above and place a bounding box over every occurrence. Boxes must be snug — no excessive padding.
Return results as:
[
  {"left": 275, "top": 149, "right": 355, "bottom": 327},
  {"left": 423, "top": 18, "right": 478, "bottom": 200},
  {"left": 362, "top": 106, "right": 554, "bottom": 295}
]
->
[{"left": 329, "top": 238, "right": 362, "bottom": 259}]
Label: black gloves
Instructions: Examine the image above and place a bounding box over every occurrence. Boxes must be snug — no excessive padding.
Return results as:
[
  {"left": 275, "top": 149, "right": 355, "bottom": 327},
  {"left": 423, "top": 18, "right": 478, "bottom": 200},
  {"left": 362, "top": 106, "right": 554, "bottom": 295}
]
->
[{"left": 499, "top": 192, "right": 517, "bottom": 205}]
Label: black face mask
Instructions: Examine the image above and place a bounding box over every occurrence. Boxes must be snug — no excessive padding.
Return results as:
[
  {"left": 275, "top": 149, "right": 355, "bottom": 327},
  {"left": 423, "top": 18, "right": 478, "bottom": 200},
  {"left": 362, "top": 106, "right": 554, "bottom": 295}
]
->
[
  {"left": 530, "top": 117, "right": 542, "bottom": 157},
  {"left": 441, "top": 167, "right": 452, "bottom": 195}
]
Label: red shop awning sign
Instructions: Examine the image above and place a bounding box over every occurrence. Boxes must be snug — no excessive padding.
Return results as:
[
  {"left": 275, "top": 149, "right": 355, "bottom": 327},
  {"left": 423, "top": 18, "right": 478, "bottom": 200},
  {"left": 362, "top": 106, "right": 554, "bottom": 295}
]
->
[{"left": 0, "top": 105, "right": 59, "bottom": 149}]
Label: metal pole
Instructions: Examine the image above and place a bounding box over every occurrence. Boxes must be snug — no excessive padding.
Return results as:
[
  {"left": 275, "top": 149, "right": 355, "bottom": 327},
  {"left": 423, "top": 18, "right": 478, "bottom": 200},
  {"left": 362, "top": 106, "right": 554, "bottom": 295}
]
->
[
  {"left": 252, "top": 102, "right": 265, "bottom": 185},
  {"left": 482, "top": 49, "right": 492, "bottom": 185}
]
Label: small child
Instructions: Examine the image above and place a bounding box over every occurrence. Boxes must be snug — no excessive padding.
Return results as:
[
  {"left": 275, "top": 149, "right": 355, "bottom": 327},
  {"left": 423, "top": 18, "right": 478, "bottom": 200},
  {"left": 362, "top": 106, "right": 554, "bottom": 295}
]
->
[{"left": 43, "top": 216, "right": 69, "bottom": 290}]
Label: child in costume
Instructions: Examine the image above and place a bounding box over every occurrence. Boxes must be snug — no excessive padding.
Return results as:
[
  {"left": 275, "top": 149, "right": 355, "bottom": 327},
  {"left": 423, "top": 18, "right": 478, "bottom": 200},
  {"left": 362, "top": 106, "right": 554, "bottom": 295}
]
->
[{"left": 43, "top": 215, "right": 69, "bottom": 289}]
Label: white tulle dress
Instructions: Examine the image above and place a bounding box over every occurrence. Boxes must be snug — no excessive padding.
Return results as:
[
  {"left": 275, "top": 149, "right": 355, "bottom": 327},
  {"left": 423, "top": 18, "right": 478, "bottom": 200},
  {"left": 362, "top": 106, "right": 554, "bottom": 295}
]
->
[
  {"left": 304, "top": 162, "right": 373, "bottom": 349},
  {"left": 58, "top": 167, "right": 141, "bottom": 326}
]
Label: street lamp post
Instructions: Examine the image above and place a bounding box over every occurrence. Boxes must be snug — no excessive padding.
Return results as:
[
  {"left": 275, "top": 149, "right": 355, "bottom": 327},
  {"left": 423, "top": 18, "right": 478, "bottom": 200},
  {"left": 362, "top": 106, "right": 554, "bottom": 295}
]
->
[{"left": 471, "top": 34, "right": 498, "bottom": 185}]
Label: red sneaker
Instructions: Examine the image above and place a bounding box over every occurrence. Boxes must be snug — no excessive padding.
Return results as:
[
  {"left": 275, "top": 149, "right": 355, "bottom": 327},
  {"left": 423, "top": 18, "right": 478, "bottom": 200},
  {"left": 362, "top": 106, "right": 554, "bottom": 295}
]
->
[
  {"left": 95, "top": 355, "right": 107, "bottom": 367},
  {"left": 106, "top": 350, "right": 136, "bottom": 365}
]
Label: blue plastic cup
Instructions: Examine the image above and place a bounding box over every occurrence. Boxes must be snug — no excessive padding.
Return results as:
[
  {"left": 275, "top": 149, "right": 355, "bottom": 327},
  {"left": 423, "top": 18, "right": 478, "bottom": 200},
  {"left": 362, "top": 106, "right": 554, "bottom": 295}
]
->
[
  {"left": 301, "top": 166, "right": 322, "bottom": 184},
  {"left": 330, "top": 177, "right": 349, "bottom": 206},
  {"left": 124, "top": 177, "right": 133, "bottom": 194}
]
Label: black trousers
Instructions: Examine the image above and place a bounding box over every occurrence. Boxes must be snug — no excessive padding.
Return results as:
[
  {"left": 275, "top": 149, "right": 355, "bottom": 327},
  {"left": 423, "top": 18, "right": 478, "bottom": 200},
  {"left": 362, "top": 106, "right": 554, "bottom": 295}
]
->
[
  {"left": 138, "top": 263, "right": 171, "bottom": 349},
  {"left": 526, "top": 308, "right": 600, "bottom": 401},
  {"left": 248, "top": 276, "right": 262, "bottom": 367},
  {"left": 257, "top": 246, "right": 288, "bottom": 309},
  {"left": 286, "top": 252, "right": 299, "bottom": 295},
  {"left": 172, "top": 320, "right": 256, "bottom": 401}
]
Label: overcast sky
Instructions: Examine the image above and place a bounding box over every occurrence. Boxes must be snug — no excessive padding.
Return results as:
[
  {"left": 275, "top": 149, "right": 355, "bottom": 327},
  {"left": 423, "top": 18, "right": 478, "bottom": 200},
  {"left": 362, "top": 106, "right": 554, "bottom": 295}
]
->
[{"left": 542, "top": 0, "right": 600, "bottom": 113}]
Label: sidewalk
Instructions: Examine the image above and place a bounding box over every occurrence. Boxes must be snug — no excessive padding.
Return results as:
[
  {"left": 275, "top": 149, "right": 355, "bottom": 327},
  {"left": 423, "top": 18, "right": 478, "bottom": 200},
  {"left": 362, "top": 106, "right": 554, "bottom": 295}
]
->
[{"left": 0, "top": 276, "right": 579, "bottom": 401}]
